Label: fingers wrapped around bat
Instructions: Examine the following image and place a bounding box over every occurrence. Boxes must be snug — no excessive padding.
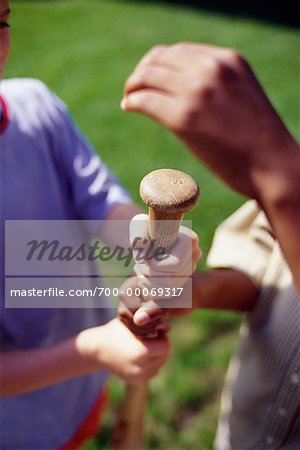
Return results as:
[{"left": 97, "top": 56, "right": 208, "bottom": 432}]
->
[
  {"left": 133, "top": 280, "right": 193, "bottom": 326},
  {"left": 118, "top": 301, "right": 170, "bottom": 338}
]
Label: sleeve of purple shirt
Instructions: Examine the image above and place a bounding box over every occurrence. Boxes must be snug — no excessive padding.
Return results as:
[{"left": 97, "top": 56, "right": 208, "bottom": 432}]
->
[{"left": 36, "top": 82, "right": 132, "bottom": 232}]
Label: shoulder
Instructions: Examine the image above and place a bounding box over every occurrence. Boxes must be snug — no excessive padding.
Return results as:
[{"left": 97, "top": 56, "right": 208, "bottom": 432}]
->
[
  {"left": 2, "top": 78, "right": 68, "bottom": 114},
  {"left": 2, "top": 78, "right": 52, "bottom": 102},
  {"left": 2, "top": 78, "right": 69, "bottom": 129},
  {"left": 2, "top": 78, "right": 58, "bottom": 103}
]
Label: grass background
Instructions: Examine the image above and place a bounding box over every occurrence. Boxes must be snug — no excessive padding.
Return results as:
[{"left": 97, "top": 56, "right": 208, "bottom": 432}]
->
[{"left": 6, "top": 1, "right": 299, "bottom": 448}]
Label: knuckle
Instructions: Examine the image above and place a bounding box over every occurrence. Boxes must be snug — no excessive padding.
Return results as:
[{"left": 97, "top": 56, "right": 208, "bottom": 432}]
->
[
  {"left": 142, "top": 66, "right": 154, "bottom": 80},
  {"left": 152, "top": 44, "right": 166, "bottom": 52},
  {"left": 203, "top": 56, "right": 239, "bottom": 85},
  {"left": 173, "top": 41, "right": 191, "bottom": 52},
  {"left": 125, "top": 73, "right": 141, "bottom": 91},
  {"left": 227, "top": 49, "right": 247, "bottom": 67},
  {"left": 191, "top": 231, "right": 199, "bottom": 246},
  {"left": 124, "top": 77, "right": 132, "bottom": 92},
  {"left": 125, "top": 71, "right": 137, "bottom": 87},
  {"left": 148, "top": 44, "right": 166, "bottom": 60},
  {"left": 133, "top": 67, "right": 152, "bottom": 85},
  {"left": 223, "top": 49, "right": 249, "bottom": 73},
  {"left": 195, "top": 247, "right": 202, "bottom": 261}
]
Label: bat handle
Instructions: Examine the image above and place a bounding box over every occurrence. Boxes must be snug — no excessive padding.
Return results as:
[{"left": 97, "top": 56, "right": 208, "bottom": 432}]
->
[
  {"left": 111, "top": 169, "right": 199, "bottom": 450},
  {"left": 147, "top": 208, "right": 184, "bottom": 251},
  {"left": 140, "top": 168, "right": 199, "bottom": 252},
  {"left": 111, "top": 382, "right": 148, "bottom": 450},
  {"left": 111, "top": 211, "right": 184, "bottom": 449}
]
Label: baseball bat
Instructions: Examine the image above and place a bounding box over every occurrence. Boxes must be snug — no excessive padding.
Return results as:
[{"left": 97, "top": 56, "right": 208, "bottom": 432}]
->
[{"left": 111, "top": 168, "right": 199, "bottom": 449}]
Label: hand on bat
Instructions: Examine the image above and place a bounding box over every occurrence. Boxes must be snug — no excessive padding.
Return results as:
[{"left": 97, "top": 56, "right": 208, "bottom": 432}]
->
[
  {"left": 76, "top": 318, "right": 171, "bottom": 383},
  {"left": 118, "top": 213, "right": 201, "bottom": 333},
  {"left": 129, "top": 213, "right": 201, "bottom": 290},
  {"left": 118, "top": 275, "right": 193, "bottom": 332},
  {"left": 121, "top": 43, "right": 298, "bottom": 198}
]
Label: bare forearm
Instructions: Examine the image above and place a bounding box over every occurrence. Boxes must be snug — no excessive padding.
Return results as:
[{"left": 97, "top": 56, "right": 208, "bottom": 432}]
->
[
  {"left": 1, "top": 318, "right": 171, "bottom": 397},
  {"left": 0, "top": 336, "right": 96, "bottom": 397},
  {"left": 192, "top": 269, "right": 259, "bottom": 312},
  {"left": 253, "top": 138, "right": 300, "bottom": 291},
  {"left": 122, "top": 43, "right": 300, "bottom": 289}
]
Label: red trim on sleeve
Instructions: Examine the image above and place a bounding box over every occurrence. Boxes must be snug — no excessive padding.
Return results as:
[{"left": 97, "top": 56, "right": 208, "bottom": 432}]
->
[
  {"left": 0, "top": 95, "right": 10, "bottom": 134},
  {"left": 59, "top": 387, "right": 109, "bottom": 450}
]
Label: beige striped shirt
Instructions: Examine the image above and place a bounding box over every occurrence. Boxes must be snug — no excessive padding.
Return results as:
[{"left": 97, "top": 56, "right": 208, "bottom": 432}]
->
[{"left": 207, "top": 200, "right": 300, "bottom": 449}]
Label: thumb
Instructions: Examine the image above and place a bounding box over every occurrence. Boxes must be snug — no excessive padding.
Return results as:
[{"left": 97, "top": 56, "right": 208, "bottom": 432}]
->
[{"left": 129, "top": 213, "right": 152, "bottom": 262}]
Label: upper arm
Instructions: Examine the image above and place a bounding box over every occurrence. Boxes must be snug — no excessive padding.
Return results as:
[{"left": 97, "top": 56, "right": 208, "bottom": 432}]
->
[
  {"left": 38, "top": 85, "right": 133, "bottom": 230},
  {"left": 207, "top": 200, "right": 274, "bottom": 288}
]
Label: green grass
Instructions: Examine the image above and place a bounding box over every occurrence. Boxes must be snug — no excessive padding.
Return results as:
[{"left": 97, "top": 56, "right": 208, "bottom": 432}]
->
[{"left": 6, "top": 1, "right": 299, "bottom": 448}]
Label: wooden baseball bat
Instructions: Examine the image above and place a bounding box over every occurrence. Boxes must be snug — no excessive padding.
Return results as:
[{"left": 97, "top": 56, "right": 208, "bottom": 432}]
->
[{"left": 111, "top": 168, "right": 199, "bottom": 450}]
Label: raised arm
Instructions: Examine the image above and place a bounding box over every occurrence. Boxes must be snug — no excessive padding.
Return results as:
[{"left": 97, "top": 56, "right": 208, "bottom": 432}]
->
[{"left": 122, "top": 43, "right": 300, "bottom": 291}]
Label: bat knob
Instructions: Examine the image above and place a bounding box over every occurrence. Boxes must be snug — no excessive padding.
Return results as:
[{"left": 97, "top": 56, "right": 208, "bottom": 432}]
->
[
  {"left": 139, "top": 169, "right": 200, "bottom": 250},
  {"left": 140, "top": 168, "right": 200, "bottom": 217}
]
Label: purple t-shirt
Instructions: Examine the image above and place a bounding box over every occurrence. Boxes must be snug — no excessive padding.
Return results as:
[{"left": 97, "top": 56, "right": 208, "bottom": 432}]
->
[{"left": 0, "top": 78, "right": 131, "bottom": 449}]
